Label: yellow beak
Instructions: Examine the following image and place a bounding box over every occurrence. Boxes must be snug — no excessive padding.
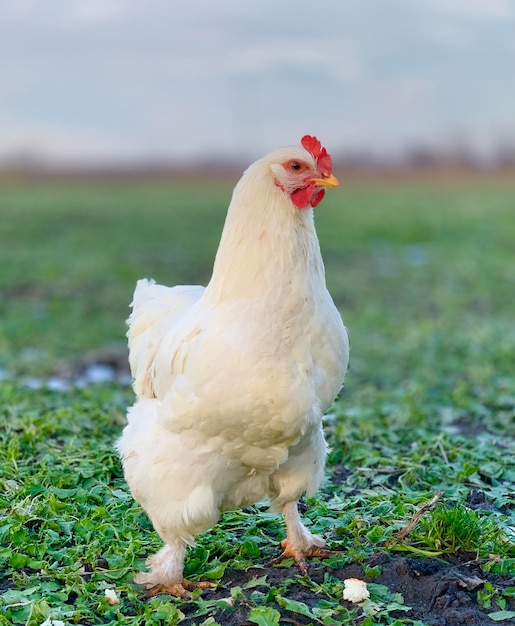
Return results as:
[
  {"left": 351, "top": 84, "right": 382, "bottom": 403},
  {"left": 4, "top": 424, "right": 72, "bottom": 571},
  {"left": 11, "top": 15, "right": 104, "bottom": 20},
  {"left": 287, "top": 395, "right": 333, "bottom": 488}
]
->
[{"left": 311, "top": 173, "right": 339, "bottom": 188}]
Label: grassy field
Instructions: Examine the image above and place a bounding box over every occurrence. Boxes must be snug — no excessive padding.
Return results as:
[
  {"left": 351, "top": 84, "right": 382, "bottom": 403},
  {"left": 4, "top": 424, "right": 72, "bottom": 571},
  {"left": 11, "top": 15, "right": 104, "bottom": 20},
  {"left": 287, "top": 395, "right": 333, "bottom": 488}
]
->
[{"left": 1, "top": 175, "right": 514, "bottom": 625}]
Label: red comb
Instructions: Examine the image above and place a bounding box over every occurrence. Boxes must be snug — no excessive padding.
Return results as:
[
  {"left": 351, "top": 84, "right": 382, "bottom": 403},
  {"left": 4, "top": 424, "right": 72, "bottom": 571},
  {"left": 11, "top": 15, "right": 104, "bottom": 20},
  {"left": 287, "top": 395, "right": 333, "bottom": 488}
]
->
[{"left": 301, "top": 135, "right": 332, "bottom": 176}]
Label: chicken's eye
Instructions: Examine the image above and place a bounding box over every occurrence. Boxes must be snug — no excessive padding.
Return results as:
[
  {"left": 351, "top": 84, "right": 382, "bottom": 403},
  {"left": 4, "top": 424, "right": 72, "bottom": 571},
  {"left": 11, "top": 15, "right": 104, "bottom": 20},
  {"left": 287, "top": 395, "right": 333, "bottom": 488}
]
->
[{"left": 290, "top": 161, "right": 302, "bottom": 172}]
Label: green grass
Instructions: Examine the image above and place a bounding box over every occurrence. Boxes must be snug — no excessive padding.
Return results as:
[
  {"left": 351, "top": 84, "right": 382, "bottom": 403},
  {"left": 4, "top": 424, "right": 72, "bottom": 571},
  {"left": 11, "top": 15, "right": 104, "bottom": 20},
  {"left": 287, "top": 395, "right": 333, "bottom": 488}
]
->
[
  {"left": 0, "top": 180, "right": 230, "bottom": 373},
  {"left": 1, "top": 176, "right": 515, "bottom": 625}
]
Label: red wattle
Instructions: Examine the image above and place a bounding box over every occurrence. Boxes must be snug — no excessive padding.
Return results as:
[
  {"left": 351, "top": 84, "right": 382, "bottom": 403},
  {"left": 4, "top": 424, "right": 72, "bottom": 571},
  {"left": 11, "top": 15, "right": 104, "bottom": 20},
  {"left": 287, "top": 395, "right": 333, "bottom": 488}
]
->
[
  {"left": 311, "top": 189, "right": 325, "bottom": 207},
  {"left": 291, "top": 185, "right": 314, "bottom": 208},
  {"left": 291, "top": 185, "right": 326, "bottom": 209}
]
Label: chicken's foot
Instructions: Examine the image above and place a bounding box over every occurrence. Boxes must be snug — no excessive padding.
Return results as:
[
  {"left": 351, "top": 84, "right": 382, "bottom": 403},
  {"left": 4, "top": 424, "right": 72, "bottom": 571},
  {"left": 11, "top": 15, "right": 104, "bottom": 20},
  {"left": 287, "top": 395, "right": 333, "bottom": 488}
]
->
[
  {"left": 270, "top": 539, "right": 335, "bottom": 575},
  {"left": 142, "top": 578, "right": 216, "bottom": 599},
  {"left": 270, "top": 500, "right": 338, "bottom": 575}
]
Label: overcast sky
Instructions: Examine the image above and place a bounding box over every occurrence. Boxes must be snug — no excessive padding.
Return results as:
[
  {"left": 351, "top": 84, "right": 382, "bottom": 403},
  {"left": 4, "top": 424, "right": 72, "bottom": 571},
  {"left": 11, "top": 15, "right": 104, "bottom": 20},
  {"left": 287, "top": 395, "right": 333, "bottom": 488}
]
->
[{"left": 1, "top": 0, "right": 514, "bottom": 165}]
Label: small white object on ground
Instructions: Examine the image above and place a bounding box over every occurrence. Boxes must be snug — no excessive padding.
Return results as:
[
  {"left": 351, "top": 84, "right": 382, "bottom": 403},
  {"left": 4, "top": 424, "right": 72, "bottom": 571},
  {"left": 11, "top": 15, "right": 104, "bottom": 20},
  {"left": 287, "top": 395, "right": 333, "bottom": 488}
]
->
[
  {"left": 104, "top": 588, "right": 120, "bottom": 605},
  {"left": 40, "top": 620, "right": 66, "bottom": 626},
  {"left": 342, "top": 578, "right": 370, "bottom": 603}
]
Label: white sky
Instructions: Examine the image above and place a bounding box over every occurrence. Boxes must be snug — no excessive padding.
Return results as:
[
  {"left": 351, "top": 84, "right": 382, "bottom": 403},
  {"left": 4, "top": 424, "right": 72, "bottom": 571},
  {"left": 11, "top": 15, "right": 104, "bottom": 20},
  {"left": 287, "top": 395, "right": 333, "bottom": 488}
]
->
[{"left": 0, "top": 0, "right": 514, "bottom": 164}]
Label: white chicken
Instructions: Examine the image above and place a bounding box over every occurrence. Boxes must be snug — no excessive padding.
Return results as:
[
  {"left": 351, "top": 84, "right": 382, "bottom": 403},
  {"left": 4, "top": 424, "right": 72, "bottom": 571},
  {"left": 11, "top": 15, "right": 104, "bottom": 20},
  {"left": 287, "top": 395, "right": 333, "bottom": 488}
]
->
[{"left": 117, "top": 135, "right": 349, "bottom": 597}]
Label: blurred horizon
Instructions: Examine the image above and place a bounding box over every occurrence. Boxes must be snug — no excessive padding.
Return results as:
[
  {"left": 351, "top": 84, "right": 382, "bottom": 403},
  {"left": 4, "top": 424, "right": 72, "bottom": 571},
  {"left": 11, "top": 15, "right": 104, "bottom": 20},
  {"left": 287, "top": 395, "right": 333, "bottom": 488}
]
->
[{"left": 1, "top": 0, "right": 514, "bottom": 170}]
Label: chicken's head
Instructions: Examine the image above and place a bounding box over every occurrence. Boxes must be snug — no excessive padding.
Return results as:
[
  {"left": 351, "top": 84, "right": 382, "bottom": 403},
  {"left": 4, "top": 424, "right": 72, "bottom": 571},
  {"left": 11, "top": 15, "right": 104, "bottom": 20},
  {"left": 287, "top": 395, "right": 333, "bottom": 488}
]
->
[{"left": 270, "top": 135, "right": 339, "bottom": 209}]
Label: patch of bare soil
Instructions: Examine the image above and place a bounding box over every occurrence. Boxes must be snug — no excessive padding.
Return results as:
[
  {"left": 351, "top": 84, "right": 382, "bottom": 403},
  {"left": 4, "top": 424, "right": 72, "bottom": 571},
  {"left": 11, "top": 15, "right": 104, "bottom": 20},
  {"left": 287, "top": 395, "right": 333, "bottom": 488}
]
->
[
  {"left": 180, "top": 552, "right": 515, "bottom": 626},
  {"left": 358, "top": 553, "right": 514, "bottom": 626}
]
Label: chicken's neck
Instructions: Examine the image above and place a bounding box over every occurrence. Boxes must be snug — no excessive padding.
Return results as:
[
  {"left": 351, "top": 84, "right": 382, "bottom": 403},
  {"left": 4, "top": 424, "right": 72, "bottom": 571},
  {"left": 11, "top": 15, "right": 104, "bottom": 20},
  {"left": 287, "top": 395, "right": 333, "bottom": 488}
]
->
[{"left": 205, "top": 165, "right": 326, "bottom": 304}]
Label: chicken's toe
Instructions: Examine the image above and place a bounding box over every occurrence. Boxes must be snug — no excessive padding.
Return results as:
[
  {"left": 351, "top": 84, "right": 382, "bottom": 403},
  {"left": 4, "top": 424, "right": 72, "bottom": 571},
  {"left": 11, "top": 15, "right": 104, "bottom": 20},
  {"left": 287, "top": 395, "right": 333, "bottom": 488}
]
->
[
  {"left": 142, "top": 579, "right": 216, "bottom": 599},
  {"left": 270, "top": 539, "right": 336, "bottom": 575}
]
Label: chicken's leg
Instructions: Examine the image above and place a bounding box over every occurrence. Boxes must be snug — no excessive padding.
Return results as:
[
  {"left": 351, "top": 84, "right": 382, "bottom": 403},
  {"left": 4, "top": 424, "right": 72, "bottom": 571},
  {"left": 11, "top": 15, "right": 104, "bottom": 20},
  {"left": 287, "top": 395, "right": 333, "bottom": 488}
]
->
[
  {"left": 135, "top": 540, "right": 215, "bottom": 598},
  {"left": 271, "top": 501, "right": 333, "bottom": 574}
]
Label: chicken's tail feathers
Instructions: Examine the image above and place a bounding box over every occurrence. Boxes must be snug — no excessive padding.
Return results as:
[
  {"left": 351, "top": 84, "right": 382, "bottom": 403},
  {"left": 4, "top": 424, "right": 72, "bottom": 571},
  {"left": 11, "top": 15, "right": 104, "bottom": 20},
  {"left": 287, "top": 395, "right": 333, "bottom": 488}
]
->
[
  {"left": 127, "top": 280, "right": 205, "bottom": 398},
  {"left": 130, "top": 278, "right": 155, "bottom": 307},
  {"left": 128, "top": 280, "right": 205, "bottom": 334}
]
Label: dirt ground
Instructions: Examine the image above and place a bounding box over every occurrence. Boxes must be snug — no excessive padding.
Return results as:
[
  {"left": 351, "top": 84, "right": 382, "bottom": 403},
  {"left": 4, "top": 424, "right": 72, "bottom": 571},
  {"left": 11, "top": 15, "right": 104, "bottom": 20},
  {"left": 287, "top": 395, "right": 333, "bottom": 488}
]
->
[
  {"left": 180, "top": 551, "right": 515, "bottom": 626},
  {"left": 175, "top": 487, "right": 515, "bottom": 625}
]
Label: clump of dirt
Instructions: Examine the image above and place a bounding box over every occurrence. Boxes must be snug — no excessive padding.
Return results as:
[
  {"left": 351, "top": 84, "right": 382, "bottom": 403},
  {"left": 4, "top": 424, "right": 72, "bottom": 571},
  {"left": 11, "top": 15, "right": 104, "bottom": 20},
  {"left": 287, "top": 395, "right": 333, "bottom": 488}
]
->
[{"left": 179, "top": 552, "right": 515, "bottom": 626}]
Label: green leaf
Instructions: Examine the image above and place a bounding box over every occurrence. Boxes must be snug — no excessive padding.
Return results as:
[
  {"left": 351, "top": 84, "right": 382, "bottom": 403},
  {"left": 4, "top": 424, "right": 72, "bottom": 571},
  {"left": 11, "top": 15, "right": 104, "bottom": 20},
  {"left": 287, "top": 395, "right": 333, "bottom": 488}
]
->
[
  {"left": 153, "top": 602, "right": 185, "bottom": 621},
  {"left": 29, "top": 484, "right": 46, "bottom": 495},
  {"left": 488, "top": 610, "right": 515, "bottom": 621},
  {"left": 1, "top": 586, "right": 40, "bottom": 604},
  {"left": 202, "top": 561, "right": 226, "bottom": 580},
  {"left": 242, "top": 540, "right": 261, "bottom": 558},
  {"left": 385, "top": 601, "right": 412, "bottom": 613},
  {"left": 51, "top": 487, "right": 78, "bottom": 499},
  {"left": 8, "top": 605, "right": 33, "bottom": 625},
  {"left": 276, "top": 595, "right": 317, "bottom": 620},
  {"left": 366, "top": 583, "right": 391, "bottom": 599},
  {"left": 8, "top": 553, "right": 27, "bottom": 568},
  {"left": 247, "top": 606, "right": 281, "bottom": 626},
  {"left": 111, "top": 489, "right": 131, "bottom": 499},
  {"left": 243, "top": 575, "right": 268, "bottom": 589}
]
